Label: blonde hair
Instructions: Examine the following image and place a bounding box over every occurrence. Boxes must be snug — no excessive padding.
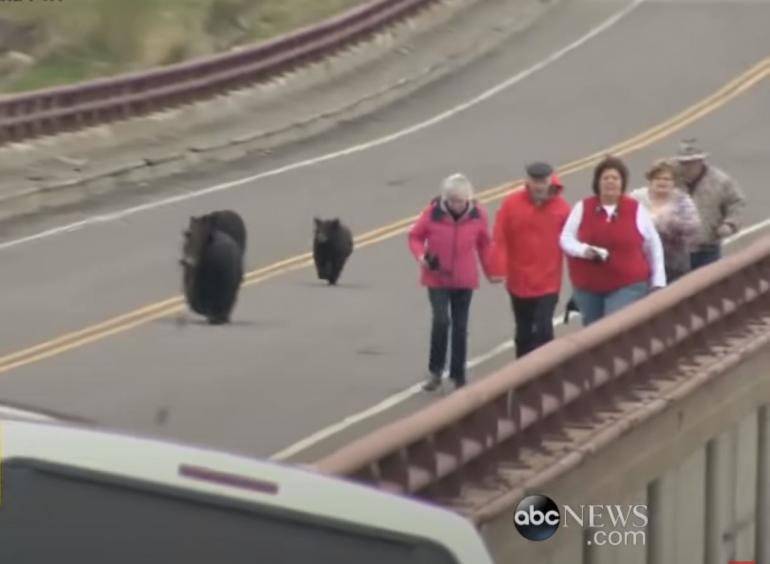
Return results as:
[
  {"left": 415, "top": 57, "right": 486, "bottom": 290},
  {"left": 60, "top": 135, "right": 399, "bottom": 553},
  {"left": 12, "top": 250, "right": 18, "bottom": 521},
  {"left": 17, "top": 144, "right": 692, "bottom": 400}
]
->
[{"left": 645, "top": 159, "right": 680, "bottom": 183}]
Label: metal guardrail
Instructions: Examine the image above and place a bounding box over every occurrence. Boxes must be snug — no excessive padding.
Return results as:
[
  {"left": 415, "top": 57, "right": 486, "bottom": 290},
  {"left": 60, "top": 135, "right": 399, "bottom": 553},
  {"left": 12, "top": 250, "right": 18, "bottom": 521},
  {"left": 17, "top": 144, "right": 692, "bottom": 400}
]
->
[
  {"left": 0, "top": 0, "right": 441, "bottom": 145},
  {"left": 313, "top": 233, "right": 770, "bottom": 524}
]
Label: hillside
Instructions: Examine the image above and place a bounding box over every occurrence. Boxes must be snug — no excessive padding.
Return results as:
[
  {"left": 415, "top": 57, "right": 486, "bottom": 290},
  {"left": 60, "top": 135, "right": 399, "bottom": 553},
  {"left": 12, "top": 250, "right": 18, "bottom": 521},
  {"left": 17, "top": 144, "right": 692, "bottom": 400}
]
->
[{"left": 0, "top": 0, "right": 368, "bottom": 93}]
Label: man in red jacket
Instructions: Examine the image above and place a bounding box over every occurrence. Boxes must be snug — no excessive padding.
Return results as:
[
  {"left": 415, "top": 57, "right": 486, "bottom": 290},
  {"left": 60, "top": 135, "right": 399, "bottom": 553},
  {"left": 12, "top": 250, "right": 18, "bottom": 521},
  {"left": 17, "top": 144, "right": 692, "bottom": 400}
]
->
[{"left": 491, "top": 162, "right": 571, "bottom": 358}]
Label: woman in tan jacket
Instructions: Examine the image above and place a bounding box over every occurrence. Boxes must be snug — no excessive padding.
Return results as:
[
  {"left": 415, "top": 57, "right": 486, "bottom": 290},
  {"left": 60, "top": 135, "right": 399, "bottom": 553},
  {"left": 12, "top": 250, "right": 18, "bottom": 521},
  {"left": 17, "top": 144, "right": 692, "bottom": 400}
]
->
[{"left": 630, "top": 159, "right": 701, "bottom": 283}]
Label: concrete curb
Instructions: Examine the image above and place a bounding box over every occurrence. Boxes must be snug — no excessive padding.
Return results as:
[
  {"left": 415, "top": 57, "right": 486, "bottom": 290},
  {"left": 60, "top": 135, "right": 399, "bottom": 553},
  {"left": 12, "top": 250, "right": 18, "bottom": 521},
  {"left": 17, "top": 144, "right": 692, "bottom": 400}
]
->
[{"left": 0, "top": 0, "right": 559, "bottom": 225}]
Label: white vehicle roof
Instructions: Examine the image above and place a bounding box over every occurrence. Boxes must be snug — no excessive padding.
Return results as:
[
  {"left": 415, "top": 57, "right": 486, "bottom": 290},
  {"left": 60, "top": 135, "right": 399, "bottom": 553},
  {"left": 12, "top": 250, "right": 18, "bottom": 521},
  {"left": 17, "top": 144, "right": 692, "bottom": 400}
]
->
[
  {"left": 0, "top": 418, "right": 493, "bottom": 563},
  {"left": 0, "top": 402, "right": 62, "bottom": 422}
]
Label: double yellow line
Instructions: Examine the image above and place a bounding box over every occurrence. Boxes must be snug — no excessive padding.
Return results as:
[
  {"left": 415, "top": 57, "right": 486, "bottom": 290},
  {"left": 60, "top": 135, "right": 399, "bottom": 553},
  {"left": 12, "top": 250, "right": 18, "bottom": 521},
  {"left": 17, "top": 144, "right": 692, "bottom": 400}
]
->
[{"left": 1, "top": 57, "right": 768, "bottom": 376}]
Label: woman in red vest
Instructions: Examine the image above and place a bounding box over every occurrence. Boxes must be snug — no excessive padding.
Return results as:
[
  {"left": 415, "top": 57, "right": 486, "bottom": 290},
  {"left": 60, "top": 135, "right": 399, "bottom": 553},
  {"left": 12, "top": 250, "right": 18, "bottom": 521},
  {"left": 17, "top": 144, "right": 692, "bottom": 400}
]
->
[{"left": 560, "top": 156, "right": 666, "bottom": 326}]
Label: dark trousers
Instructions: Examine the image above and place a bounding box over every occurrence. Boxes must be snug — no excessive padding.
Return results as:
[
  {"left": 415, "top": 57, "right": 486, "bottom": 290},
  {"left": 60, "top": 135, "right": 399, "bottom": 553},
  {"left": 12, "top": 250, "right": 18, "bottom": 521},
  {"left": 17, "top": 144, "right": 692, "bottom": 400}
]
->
[
  {"left": 690, "top": 246, "right": 721, "bottom": 270},
  {"left": 428, "top": 288, "right": 473, "bottom": 383},
  {"left": 666, "top": 267, "right": 687, "bottom": 284},
  {"left": 509, "top": 292, "right": 559, "bottom": 358}
]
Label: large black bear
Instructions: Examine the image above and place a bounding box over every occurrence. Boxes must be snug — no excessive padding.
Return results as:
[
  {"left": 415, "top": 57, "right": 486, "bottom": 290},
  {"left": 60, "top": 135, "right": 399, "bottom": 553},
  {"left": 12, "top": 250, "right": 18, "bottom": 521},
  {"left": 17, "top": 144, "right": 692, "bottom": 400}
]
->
[
  {"left": 181, "top": 215, "right": 244, "bottom": 324},
  {"left": 313, "top": 217, "right": 353, "bottom": 285}
]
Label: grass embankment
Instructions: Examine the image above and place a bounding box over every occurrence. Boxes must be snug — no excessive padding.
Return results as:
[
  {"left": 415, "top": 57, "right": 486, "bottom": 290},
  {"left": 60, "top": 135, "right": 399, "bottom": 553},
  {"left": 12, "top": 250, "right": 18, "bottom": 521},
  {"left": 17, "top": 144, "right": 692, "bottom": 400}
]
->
[{"left": 0, "top": 0, "right": 369, "bottom": 93}]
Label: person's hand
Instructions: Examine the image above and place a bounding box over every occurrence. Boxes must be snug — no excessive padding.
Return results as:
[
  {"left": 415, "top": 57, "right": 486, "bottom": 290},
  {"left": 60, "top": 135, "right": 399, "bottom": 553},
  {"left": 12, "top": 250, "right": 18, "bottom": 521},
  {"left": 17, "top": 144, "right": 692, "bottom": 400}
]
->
[
  {"left": 488, "top": 276, "right": 505, "bottom": 284},
  {"left": 583, "top": 246, "right": 600, "bottom": 260},
  {"left": 717, "top": 224, "right": 733, "bottom": 238}
]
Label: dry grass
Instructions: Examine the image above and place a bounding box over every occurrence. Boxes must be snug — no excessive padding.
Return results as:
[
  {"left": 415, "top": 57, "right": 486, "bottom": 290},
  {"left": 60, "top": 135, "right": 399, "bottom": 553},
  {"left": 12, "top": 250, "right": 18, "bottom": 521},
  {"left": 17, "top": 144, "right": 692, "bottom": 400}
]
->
[{"left": 0, "top": 0, "right": 369, "bottom": 92}]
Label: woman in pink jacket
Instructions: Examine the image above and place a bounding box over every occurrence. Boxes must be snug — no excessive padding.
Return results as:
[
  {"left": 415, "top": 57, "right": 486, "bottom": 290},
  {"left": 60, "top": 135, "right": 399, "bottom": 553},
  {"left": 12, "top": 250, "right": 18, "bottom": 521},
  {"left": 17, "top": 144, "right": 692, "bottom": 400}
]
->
[{"left": 408, "top": 173, "right": 494, "bottom": 391}]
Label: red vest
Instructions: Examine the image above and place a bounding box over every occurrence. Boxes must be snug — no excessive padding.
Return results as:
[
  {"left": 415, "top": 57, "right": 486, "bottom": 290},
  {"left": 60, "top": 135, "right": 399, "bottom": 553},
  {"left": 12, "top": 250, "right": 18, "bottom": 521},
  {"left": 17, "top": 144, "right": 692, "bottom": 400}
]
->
[{"left": 567, "top": 196, "right": 650, "bottom": 293}]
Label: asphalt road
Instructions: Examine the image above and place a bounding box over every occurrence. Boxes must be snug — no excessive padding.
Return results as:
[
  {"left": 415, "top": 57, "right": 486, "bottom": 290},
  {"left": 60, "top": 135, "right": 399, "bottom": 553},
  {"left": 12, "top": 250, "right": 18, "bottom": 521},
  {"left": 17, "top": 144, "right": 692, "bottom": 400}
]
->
[{"left": 0, "top": 0, "right": 769, "bottom": 461}]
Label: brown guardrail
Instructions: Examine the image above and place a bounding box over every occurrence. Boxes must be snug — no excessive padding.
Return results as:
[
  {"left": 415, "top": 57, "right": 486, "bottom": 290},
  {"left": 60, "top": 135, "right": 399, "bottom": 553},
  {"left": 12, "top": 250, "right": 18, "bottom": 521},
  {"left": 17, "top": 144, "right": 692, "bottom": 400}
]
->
[
  {"left": 0, "top": 0, "right": 442, "bottom": 145},
  {"left": 312, "top": 233, "right": 770, "bottom": 524}
]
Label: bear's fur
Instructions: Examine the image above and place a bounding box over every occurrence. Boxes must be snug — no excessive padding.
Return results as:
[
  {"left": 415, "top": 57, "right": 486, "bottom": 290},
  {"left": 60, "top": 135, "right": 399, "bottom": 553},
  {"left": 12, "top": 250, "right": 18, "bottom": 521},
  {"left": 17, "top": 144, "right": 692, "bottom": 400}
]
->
[
  {"left": 181, "top": 216, "right": 244, "bottom": 324},
  {"left": 313, "top": 217, "right": 353, "bottom": 285},
  {"left": 184, "top": 210, "right": 246, "bottom": 253}
]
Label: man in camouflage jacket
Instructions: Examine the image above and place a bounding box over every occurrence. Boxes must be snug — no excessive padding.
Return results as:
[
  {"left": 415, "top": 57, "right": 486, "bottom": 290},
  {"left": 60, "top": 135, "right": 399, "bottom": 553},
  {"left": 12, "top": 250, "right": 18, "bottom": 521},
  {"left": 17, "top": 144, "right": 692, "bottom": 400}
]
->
[{"left": 673, "top": 138, "right": 746, "bottom": 269}]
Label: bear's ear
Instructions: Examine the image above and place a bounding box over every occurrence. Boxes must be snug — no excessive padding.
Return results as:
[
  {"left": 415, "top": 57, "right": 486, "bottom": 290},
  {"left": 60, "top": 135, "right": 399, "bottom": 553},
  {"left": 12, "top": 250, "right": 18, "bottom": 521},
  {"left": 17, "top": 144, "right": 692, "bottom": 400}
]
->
[
  {"left": 313, "top": 217, "right": 322, "bottom": 228},
  {"left": 330, "top": 218, "right": 340, "bottom": 228}
]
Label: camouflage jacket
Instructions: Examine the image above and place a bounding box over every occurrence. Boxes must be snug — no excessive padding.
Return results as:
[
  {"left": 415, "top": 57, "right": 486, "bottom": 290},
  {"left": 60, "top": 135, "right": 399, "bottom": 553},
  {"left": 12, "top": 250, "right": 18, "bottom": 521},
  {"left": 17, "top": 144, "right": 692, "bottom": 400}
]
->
[{"left": 686, "top": 164, "right": 746, "bottom": 249}]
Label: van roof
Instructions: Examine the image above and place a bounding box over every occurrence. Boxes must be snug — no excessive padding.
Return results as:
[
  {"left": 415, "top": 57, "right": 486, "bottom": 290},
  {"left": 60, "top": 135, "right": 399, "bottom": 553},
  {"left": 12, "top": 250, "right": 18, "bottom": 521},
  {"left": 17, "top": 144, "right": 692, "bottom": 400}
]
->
[{"left": 0, "top": 418, "right": 493, "bottom": 562}]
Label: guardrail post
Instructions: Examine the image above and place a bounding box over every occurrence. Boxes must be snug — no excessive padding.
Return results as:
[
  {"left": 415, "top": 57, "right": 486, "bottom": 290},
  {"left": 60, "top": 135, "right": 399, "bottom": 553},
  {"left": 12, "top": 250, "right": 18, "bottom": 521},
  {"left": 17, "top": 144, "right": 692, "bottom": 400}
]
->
[
  {"left": 432, "top": 424, "right": 463, "bottom": 498},
  {"left": 756, "top": 404, "right": 770, "bottom": 563},
  {"left": 704, "top": 429, "right": 738, "bottom": 564}
]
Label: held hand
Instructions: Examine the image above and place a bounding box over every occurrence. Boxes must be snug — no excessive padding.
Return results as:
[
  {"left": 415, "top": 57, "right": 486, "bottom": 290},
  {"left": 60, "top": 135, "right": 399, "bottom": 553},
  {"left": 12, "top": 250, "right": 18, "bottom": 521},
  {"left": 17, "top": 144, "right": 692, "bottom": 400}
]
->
[
  {"left": 583, "top": 246, "right": 600, "bottom": 260},
  {"left": 488, "top": 276, "right": 505, "bottom": 284},
  {"left": 717, "top": 224, "right": 733, "bottom": 238}
]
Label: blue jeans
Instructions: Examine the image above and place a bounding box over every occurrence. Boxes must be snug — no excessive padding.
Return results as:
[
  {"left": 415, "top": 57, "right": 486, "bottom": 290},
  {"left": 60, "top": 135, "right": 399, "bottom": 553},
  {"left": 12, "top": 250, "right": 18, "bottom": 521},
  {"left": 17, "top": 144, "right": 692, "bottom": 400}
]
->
[
  {"left": 690, "top": 246, "right": 722, "bottom": 270},
  {"left": 572, "top": 281, "right": 649, "bottom": 326},
  {"left": 428, "top": 288, "right": 473, "bottom": 383}
]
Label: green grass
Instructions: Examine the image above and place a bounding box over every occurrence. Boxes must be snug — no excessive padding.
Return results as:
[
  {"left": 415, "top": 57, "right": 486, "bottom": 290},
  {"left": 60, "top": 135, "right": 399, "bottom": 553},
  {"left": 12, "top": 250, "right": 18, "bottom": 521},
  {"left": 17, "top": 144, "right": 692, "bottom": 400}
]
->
[
  {"left": 5, "top": 54, "right": 104, "bottom": 93},
  {"left": 0, "top": 0, "right": 370, "bottom": 93}
]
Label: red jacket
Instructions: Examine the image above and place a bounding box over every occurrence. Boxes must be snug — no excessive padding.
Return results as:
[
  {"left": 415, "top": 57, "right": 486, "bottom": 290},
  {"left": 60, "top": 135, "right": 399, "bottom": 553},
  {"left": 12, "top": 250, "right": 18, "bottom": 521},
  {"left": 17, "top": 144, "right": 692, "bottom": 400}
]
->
[
  {"left": 490, "top": 179, "right": 570, "bottom": 297},
  {"left": 408, "top": 198, "right": 493, "bottom": 289},
  {"left": 567, "top": 195, "right": 650, "bottom": 292}
]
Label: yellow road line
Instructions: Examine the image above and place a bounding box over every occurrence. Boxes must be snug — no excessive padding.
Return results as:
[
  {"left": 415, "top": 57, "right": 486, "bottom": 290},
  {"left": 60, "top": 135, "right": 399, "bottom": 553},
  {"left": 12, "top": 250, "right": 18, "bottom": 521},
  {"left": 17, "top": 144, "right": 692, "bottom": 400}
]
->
[{"left": 0, "top": 57, "right": 768, "bottom": 376}]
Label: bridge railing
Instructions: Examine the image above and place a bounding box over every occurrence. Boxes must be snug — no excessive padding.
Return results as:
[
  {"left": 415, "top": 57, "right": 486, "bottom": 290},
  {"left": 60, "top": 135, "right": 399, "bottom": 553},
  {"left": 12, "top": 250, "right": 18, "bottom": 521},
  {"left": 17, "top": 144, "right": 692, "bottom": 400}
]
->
[
  {"left": 312, "top": 234, "right": 770, "bottom": 526},
  {"left": 0, "top": 0, "right": 441, "bottom": 145}
]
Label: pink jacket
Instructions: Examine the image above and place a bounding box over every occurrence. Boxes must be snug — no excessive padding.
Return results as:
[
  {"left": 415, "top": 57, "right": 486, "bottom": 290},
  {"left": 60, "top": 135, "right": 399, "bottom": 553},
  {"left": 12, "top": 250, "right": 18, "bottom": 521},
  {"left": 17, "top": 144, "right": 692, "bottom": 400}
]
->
[{"left": 408, "top": 198, "right": 494, "bottom": 289}]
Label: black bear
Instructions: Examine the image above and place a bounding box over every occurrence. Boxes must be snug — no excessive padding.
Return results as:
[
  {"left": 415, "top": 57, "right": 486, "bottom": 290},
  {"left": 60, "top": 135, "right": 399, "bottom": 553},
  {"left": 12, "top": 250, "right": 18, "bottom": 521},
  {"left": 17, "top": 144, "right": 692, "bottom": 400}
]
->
[
  {"left": 184, "top": 210, "right": 246, "bottom": 253},
  {"left": 313, "top": 217, "right": 353, "bottom": 285},
  {"left": 181, "top": 215, "right": 244, "bottom": 324}
]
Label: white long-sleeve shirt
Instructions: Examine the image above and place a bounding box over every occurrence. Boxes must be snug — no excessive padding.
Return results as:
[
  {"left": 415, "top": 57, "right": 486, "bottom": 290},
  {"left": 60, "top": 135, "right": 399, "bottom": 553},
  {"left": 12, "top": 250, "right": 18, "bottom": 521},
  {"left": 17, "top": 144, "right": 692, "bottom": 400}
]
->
[{"left": 560, "top": 200, "right": 667, "bottom": 288}]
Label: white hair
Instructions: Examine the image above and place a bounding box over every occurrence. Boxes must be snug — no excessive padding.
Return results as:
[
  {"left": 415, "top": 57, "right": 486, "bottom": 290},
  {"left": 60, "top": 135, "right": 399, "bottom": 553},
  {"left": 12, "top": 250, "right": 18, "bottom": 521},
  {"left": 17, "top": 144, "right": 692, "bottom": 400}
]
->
[{"left": 441, "top": 173, "right": 474, "bottom": 202}]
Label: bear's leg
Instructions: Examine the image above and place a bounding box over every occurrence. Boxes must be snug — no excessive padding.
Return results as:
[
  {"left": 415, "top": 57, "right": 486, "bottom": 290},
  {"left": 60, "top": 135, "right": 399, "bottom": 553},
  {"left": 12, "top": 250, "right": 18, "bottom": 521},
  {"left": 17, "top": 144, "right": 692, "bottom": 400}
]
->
[
  {"left": 183, "top": 266, "right": 205, "bottom": 315},
  {"left": 193, "top": 272, "right": 216, "bottom": 319},
  {"left": 207, "top": 286, "right": 236, "bottom": 324},
  {"left": 324, "top": 260, "right": 337, "bottom": 284},
  {"left": 208, "top": 272, "right": 241, "bottom": 324},
  {"left": 328, "top": 256, "right": 348, "bottom": 285},
  {"left": 200, "top": 267, "right": 237, "bottom": 325},
  {"left": 314, "top": 253, "right": 326, "bottom": 280}
]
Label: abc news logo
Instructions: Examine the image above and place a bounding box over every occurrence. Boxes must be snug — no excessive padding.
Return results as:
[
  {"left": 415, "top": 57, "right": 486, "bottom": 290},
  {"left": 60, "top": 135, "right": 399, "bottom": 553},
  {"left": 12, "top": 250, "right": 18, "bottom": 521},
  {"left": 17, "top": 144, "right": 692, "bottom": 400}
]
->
[
  {"left": 514, "top": 495, "right": 561, "bottom": 541},
  {"left": 513, "top": 494, "right": 648, "bottom": 544}
]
